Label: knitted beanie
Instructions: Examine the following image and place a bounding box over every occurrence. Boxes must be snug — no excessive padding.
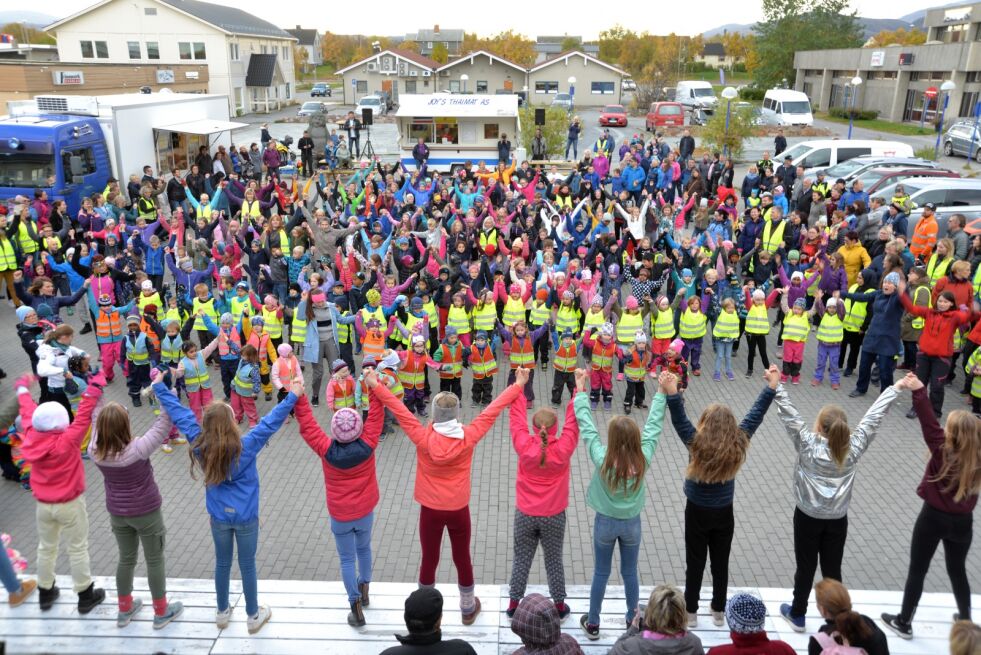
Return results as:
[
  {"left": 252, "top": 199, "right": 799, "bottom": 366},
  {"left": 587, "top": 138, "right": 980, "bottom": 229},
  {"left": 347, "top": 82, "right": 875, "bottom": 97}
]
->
[
  {"left": 277, "top": 343, "right": 293, "bottom": 358},
  {"left": 431, "top": 392, "right": 460, "bottom": 424},
  {"left": 330, "top": 408, "right": 363, "bottom": 443},
  {"left": 32, "top": 402, "right": 70, "bottom": 433},
  {"left": 725, "top": 593, "right": 766, "bottom": 634},
  {"left": 668, "top": 338, "right": 685, "bottom": 353}
]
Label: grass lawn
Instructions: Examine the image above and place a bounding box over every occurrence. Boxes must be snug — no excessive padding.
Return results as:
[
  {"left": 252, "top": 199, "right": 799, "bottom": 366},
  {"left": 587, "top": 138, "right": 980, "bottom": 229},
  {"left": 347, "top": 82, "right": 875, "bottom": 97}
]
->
[
  {"left": 815, "top": 111, "right": 934, "bottom": 137},
  {"left": 685, "top": 69, "right": 751, "bottom": 86}
]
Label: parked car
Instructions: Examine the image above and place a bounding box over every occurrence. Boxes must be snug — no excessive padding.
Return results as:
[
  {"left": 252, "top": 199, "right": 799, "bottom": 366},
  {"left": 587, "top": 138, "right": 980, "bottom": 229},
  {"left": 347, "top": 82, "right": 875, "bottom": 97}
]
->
[
  {"left": 297, "top": 101, "right": 327, "bottom": 117},
  {"left": 732, "top": 102, "right": 764, "bottom": 126},
  {"left": 782, "top": 139, "right": 914, "bottom": 175},
  {"left": 551, "top": 93, "right": 574, "bottom": 112},
  {"left": 861, "top": 167, "right": 960, "bottom": 195},
  {"left": 645, "top": 102, "right": 684, "bottom": 130},
  {"left": 310, "top": 83, "right": 331, "bottom": 98},
  {"left": 818, "top": 156, "right": 940, "bottom": 183},
  {"left": 355, "top": 95, "right": 386, "bottom": 119},
  {"left": 943, "top": 120, "right": 981, "bottom": 161},
  {"left": 374, "top": 90, "right": 394, "bottom": 110},
  {"left": 599, "top": 105, "right": 628, "bottom": 127},
  {"left": 760, "top": 89, "right": 813, "bottom": 127},
  {"left": 872, "top": 178, "right": 981, "bottom": 210},
  {"left": 622, "top": 79, "right": 637, "bottom": 91},
  {"left": 675, "top": 80, "right": 718, "bottom": 113}
]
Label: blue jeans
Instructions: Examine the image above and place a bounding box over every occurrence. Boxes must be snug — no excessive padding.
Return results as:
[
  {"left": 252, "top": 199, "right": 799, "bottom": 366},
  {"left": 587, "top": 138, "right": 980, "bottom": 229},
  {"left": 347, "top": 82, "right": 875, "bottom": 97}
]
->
[
  {"left": 855, "top": 349, "right": 896, "bottom": 394},
  {"left": 211, "top": 518, "right": 259, "bottom": 616},
  {"left": 714, "top": 340, "right": 733, "bottom": 376},
  {"left": 589, "top": 513, "right": 641, "bottom": 625},
  {"left": 331, "top": 512, "right": 373, "bottom": 603},
  {"left": 565, "top": 138, "right": 578, "bottom": 160},
  {"left": 0, "top": 543, "right": 21, "bottom": 593}
]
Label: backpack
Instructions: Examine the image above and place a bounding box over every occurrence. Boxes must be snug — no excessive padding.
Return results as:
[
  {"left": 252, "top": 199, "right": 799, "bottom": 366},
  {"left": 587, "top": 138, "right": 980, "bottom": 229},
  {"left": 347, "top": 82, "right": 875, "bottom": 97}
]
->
[{"left": 813, "top": 631, "right": 868, "bottom": 655}]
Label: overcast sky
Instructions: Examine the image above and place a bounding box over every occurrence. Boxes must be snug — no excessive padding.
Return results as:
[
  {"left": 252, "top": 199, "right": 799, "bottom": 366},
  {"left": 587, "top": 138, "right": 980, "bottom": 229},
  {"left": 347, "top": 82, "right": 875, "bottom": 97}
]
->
[{"left": 39, "top": 0, "right": 939, "bottom": 37}]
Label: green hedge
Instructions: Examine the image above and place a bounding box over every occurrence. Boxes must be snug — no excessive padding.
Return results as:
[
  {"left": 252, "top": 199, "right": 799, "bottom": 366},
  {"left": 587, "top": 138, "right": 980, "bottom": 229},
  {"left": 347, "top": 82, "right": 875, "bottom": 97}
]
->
[
  {"left": 828, "top": 107, "right": 880, "bottom": 120},
  {"left": 738, "top": 86, "right": 765, "bottom": 101}
]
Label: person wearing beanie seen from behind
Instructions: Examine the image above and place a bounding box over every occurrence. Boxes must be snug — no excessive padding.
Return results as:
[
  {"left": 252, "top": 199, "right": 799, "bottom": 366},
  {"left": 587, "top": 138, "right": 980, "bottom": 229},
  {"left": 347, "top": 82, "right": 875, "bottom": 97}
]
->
[
  {"left": 511, "top": 593, "right": 584, "bottom": 654},
  {"left": 294, "top": 371, "right": 384, "bottom": 627},
  {"left": 842, "top": 269, "right": 905, "bottom": 397},
  {"left": 367, "top": 367, "right": 529, "bottom": 626},
  {"left": 271, "top": 343, "right": 303, "bottom": 419},
  {"left": 380, "top": 587, "right": 477, "bottom": 655},
  {"left": 708, "top": 593, "right": 794, "bottom": 655},
  {"left": 16, "top": 370, "right": 107, "bottom": 613}
]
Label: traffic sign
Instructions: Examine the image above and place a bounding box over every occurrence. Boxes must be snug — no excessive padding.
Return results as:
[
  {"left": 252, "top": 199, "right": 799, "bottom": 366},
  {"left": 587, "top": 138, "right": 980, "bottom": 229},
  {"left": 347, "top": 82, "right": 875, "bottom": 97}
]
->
[{"left": 925, "top": 86, "right": 938, "bottom": 99}]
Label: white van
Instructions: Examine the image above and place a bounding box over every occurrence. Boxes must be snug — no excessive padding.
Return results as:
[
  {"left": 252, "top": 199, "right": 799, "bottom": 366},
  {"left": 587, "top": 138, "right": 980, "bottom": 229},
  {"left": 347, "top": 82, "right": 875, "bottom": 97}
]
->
[
  {"left": 779, "top": 139, "right": 915, "bottom": 175},
  {"left": 761, "top": 89, "right": 813, "bottom": 127},
  {"left": 675, "top": 81, "right": 718, "bottom": 113}
]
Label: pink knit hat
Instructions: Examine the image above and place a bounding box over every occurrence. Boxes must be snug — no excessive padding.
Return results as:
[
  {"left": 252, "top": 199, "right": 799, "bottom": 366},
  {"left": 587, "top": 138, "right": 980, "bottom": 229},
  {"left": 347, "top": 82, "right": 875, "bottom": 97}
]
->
[
  {"left": 668, "top": 338, "right": 685, "bottom": 353},
  {"left": 331, "top": 408, "right": 363, "bottom": 443},
  {"left": 277, "top": 343, "right": 293, "bottom": 358}
]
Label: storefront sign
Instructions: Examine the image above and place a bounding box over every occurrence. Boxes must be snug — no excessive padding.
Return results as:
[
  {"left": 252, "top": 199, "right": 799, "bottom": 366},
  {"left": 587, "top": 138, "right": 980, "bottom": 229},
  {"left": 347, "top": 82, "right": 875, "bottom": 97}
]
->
[
  {"left": 52, "top": 71, "right": 84, "bottom": 85},
  {"left": 185, "top": 71, "right": 199, "bottom": 79}
]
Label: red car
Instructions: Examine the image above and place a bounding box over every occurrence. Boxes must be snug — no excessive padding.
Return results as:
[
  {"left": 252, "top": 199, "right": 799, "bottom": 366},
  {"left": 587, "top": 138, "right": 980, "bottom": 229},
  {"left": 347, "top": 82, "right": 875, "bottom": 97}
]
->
[
  {"left": 599, "top": 105, "right": 628, "bottom": 127},
  {"left": 646, "top": 101, "right": 684, "bottom": 130}
]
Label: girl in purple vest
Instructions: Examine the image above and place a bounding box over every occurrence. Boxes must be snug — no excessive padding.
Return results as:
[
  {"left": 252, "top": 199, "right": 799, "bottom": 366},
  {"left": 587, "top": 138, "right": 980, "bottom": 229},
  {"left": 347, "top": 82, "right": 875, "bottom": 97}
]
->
[{"left": 88, "top": 369, "right": 183, "bottom": 629}]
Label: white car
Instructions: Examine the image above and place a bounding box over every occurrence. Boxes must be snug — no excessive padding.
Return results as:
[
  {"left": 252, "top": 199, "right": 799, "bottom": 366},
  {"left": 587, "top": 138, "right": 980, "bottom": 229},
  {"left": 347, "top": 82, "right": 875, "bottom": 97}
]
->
[
  {"left": 622, "top": 79, "right": 637, "bottom": 92},
  {"left": 356, "top": 96, "right": 386, "bottom": 119}
]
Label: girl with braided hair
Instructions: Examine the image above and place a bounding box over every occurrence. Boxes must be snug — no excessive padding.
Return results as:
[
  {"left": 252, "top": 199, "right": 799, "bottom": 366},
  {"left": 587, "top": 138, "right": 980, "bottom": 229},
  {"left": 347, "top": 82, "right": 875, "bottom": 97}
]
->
[{"left": 504, "top": 392, "right": 581, "bottom": 622}]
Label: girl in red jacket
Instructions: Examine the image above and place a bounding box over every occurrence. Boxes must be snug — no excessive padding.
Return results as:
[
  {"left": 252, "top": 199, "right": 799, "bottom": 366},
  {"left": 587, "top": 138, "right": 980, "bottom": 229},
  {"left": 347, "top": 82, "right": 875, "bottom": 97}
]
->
[
  {"left": 505, "top": 393, "right": 580, "bottom": 621},
  {"left": 295, "top": 382, "right": 383, "bottom": 628},
  {"left": 367, "top": 368, "right": 528, "bottom": 626},
  {"left": 898, "top": 279, "right": 972, "bottom": 419}
]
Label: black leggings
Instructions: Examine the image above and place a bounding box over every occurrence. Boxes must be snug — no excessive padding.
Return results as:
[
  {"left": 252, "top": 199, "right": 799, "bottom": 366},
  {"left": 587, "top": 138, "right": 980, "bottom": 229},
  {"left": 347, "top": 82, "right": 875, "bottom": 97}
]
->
[
  {"left": 744, "top": 333, "right": 769, "bottom": 372},
  {"left": 684, "top": 501, "right": 734, "bottom": 613},
  {"left": 900, "top": 502, "right": 973, "bottom": 623},
  {"left": 914, "top": 353, "right": 950, "bottom": 416},
  {"left": 838, "top": 330, "right": 863, "bottom": 371},
  {"left": 790, "top": 508, "right": 847, "bottom": 617}
]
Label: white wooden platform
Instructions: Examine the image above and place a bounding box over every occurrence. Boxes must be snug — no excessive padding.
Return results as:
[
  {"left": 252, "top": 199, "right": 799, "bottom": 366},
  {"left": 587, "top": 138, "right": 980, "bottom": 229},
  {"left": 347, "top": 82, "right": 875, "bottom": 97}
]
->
[{"left": 0, "top": 577, "right": 974, "bottom": 654}]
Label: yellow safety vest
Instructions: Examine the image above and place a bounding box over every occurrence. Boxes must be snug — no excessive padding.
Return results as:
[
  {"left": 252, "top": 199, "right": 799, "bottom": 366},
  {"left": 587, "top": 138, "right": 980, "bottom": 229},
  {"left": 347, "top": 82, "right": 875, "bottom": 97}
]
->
[
  {"left": 336, "top": 311, "right": 351, "bottom": 344},
  {"left": 233, "top": 362, "right": 257, "bottom": 397},
  {"left": 163, "top": 307, "right": 184, "bottom": 325},
  {"left": 242, "top": 199, "right": 262, "bottom": 220},
  {"left": 502, "top": 297, "right": 526, "bottom": 327},
  {"left": 926, "top": 254, "right": 953, "bottom": 286},
  {"left": 182, "top": 353, "right": 211, "bottom": 392},
  {"left": 616, "top": 311, "right": 644, "bottom": 346},
  {"left": 0, "top": 238, "right": 15, "bottom": 272},
  {"left": 555, "top": 306, "right": 580, "bottom": 334},
  {"left": 290, "top": 309, "right": 307, "bottom": 343},
  {"left": 17, "top": 221, "right": 37, "bottom": 255},
  {"left": 137, "top": 292, "right": 162, "bottom": 312},
  {"left": 745, "top": 304, "right": 770, "bottom": 335},
  {"left": 447, "top": 305, "right": 471, "bottom": 334},
  {"left": 842, "top": 284, "right": 867, "bottom": 333},
  {"left": 402, "top": 313, "right": 428, "bottom": 346},
  {"left": 583, "top": 309, "right": 606, "bottom": 333},
  {"left": 910, "top": 285, "right": 931, "bottom": 330},
  {"left": 473, "top": 303, "right": 497, "bottom": 331},
  {"left": 973, "top": 265, "right": 981, "bottom": 298},
  {"left": 193, "top": 297, "right": 218, "bottom": 330},
  {"left": 679, "top": 310, "right": 707, "bottom": 339},
  {"left": 360, "top": 305, "right": 386, "bottom": 330},
  {"left": 761, "top": 219, "right": 786, "bottom": 254},
  {"left": 782, "top": 312, "right": 810, "bottom": 343},
  {"left": 230, "top": 295, "right": 253, "bottom": 323},
  {"left": 966, "top": 348, "right": 981, "bottom": 397},
  {"left": 529, "top": 301, "right": 550, "bottom": 326},
  {"left": 423, "top": 300, "right": 439, "bottom": 327},
  {"left": 712, "top": 311, "right": 740, "bottom": 339},
  {"left": 816, "top": 311, "right": 843, "bottom": 344},
  {"left": 652, "top": 308, "right": 675, "bottom": 339},
  {"left": 159, "top": 334, "right": 183, "bottom": 363},
  {"left": 125, "top": 333, "right": 149, "bottom": 364},
  {"left": 261, "top": 307, "right": 283, "bottom": 339}
]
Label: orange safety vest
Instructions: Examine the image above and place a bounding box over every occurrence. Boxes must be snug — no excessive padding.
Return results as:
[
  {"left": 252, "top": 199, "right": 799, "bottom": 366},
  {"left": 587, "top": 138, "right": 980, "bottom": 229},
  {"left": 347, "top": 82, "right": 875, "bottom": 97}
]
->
[
  {"left": 217, "top": 327, "right": 242, "bottom": 357},
  {"left": 95, "top": 310, "right": 123, "bottom": 339},
  {"left": 438, "top": 343, "right": 463, "bottom": 379},
  {"left": 379, "top": 370, "right": 404, "bottom": 399},
  {"left": 469, "top": 345, "right": 499, "bottom": 380},
  {"left": 363, "top": 331, "right": 386, "bottom": 360},
  {"left": 248, "top": 331, "right": 271, "bottom": 363},
  {"left": 140, "top": 319, "right": 160, "bottom": 353},
  {"left": 624, "top": 350, "right": 650, "bottom": 382},
  {"left": 333, "top": 377, "right": 355, "bottom": 408},
  {"left": 275, "top": 357, "right": 298, "bottom": 383},
  {"left": 509, "top": 335, "right": 535, "bottom": 369},
  {"left": 553, "top": 343, "right": 578, "bottom": 372},
  {"left": 590, "top": 339, "right": 617, "bottom": 372},
  {"left": 398, "top": 351, "right": 430, "bottom": 389}
]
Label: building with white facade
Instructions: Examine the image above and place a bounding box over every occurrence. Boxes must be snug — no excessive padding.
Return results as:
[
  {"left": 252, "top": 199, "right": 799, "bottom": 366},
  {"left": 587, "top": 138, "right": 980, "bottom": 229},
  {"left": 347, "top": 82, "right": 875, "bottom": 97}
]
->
[
  {"left": 286, "top": 25, "right": 322, "bottom": 68},
  {"left": 45, "top": 0, "right": 297, "bottom": 115}
]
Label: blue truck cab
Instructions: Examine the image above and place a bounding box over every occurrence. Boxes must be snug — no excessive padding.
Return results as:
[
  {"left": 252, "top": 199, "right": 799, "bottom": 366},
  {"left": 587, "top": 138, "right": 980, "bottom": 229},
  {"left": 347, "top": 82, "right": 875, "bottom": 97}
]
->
[{"left": 0, "top": 113, "right": 111, "bottom": 216}]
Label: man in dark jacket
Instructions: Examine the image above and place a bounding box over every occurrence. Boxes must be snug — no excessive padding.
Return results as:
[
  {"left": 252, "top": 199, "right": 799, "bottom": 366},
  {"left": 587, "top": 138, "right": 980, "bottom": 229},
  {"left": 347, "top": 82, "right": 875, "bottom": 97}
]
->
[
  {"left": 775, "top": 155, "right": 796, "bottom": 191},
  {"left": 531, "top": 128, "right": 547, "bottom": 161},
  {"left": 298, "top": 130, "right": 315, "bottom": 177},
  {"left": 774, "top": 128, "right": 787, "bottom": 156},
  {"left": 380, "top": 587, "right": 477, "bottom": 655},
  {"left": 497, "top": 134, "right": 512, "bottom": 163},
  {"left": 678, "top": 128, "right": 695, "bottom": 163}
]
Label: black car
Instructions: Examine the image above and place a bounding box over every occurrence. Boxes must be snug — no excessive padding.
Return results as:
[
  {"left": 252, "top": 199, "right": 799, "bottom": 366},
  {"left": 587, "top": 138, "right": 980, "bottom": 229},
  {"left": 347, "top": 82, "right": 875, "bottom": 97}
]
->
[{"left": 311, "top": 83, "right": 331, "bottom": 98}]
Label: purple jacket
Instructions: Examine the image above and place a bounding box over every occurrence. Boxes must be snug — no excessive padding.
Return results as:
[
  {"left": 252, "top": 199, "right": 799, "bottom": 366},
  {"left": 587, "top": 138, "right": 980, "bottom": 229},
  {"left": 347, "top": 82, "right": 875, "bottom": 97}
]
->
[
  {"left": 90, "top": 414, "right": 172, "bottom": 517},
  {"left": 262, "top": 147, "right": 281, "bottom": 169},
  {"left": 817, "top": 264, "right": 849, "bottom": 296},
  {"left": 777, "top": 267, "right": 819, "bottom": 307}
]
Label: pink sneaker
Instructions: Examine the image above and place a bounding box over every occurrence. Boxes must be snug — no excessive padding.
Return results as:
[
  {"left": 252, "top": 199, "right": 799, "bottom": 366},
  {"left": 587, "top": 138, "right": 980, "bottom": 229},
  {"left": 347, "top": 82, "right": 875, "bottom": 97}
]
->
[
  {"left": 780, "top": 374, "right": 788, "bottom": 383},
  {"left": 792, "top": 376, "right": 800, "bottom": 385}
]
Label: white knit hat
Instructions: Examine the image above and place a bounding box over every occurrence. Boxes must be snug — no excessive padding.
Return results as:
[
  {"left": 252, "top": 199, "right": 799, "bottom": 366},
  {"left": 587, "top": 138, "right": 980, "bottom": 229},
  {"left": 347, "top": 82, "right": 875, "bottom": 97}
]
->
[{"left": 32, "top": 402, "right": 70, "bottom": 433}]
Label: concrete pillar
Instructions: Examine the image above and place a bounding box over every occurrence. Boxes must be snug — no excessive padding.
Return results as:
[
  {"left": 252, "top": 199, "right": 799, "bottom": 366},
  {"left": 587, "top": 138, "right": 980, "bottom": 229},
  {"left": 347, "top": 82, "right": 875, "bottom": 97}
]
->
[
  {"left": 819, "top": 70, "right": 833, "bottom": 112},
  {"left": 889, "top": 71, "right": 909, "bottom": 122}
]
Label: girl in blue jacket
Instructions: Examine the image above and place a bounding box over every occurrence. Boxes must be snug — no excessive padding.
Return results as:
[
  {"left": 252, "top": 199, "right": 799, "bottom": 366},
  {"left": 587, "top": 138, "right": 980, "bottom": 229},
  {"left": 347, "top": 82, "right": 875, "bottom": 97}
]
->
[{"left": 152, "top": 375, "right": 300, "bottom": 635}]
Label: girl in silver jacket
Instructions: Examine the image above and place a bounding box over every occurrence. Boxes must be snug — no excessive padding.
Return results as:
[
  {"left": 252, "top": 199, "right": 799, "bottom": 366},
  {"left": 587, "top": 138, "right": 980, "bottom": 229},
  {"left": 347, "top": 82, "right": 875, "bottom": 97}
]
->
[{"left": 772, "top": 377, "right": 909, "bottom": 632}]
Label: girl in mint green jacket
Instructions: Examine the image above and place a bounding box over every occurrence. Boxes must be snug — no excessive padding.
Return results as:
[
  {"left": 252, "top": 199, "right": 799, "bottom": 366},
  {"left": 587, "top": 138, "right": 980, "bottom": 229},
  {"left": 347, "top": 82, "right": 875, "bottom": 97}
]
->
[{"left": 573, "top": 368, "right": 666, "bottom": 640}]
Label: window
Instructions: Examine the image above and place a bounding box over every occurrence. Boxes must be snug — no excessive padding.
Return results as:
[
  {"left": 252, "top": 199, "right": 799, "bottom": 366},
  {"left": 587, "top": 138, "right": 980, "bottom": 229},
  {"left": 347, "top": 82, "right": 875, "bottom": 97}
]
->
[
  {"left": 534, "top": 81, "right": 558, "bottom": 94},
  {"left": 146, "top": 42, "right": 159, "bottom": 60},
  {"left": 483, "top": 123, "right": 499, "bottom": 139},
  {"left": 261, "top": 45, "right": 269, "bottom": 54},
  {"left": 127, "top": 41, "right": 141, "bottom": 59},
  {"left": 285, "top": 83, "right": 291, "bottom": 99},
  {"left": 60, "top": 146, "right": 96, "bottom": 181},
  {"left": 80, "top": 40, "right": 93, "bottom": 58},
  {"left": 475, "top": 80, "right": 488, "bottom": 93},
  {"left": 801, "top": 148, "right": 831, "bottom": 169},
  {"left": 427, "top": 41, "right": 433, "bottom": 48},
  {"left": 80, "top": 40, "right": 108, "bottom": 59},
  {"left": 356, "top": 80, "right": 367, "bottom": 93},
  {"left": 193, "top": 42, "right": 206, "bottom": 60},
  {"left": 883, "top": 70, "right": 897, "bottom": 79},
  {"left": 229, "top": 43, "right": 239, "bottom": 61},
  {"left": 448, "top": 80, "right": 461, "bottom": 93},
  {"left": 967, "top": 71, "right": 981, "bottom": 83},
  {"left": 282, "top": 45, "right": 289, "bottom": 60},
  {"left": 960, "top": 91, "right": 979, "bottom": 118},
  {"left": 909, "top": 71, "right": 920, "bottom": 81},
  {"left": 95, "top": 41, "right": 108, "bottom": 58},
  {"left": 836, "top": 147, "right": 871, "bottom": 161},
  {"left": 591, "top": 81, "right": 615, "bottom": 95},
  {"left": 144, "top": 7, "right": 156, "bottom": 14},
  {"left": 404, "top": 80, "right": 417, "bottom": 94},
  {"left": 179, "top": 42, "right": 192, "bottom": 60},
  {"left": 409, "top": 121, "right": 433, "bottom": 142}
]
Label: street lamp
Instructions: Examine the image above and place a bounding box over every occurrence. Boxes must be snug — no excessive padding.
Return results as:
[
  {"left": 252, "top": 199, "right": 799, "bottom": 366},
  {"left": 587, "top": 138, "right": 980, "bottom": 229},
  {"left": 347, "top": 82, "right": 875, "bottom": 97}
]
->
[
  {"left": 847, "top": 75, "right": 862, "bottom": 139},
  {"left": 721, "top": 86, "right": 738, "bottom": 157},
  {"left": 935, "top": 79, "right": 957, "bottom": 159},
  {"left": 568, "top": 76, "right": 576, "bottom": 110},
  {"left": 460, "top": 73, "right": 468, "bottom": 94}
]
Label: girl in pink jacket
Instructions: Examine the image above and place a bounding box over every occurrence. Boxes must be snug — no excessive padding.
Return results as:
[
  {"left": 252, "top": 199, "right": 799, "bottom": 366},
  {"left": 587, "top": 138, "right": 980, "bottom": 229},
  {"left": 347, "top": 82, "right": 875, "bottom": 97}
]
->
[
  {"left": 369, "top": 368, "right": 528, "bottom": 626},
  {"left": 506, "top": 393, "right": 580, "bottom": 621}
]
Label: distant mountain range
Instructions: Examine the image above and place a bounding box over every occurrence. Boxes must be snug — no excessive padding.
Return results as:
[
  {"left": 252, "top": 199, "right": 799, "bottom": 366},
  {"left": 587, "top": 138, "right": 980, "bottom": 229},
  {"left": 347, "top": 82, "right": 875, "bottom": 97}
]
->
[
  {"left": 703, "top": 2, "right": 969, "bottom": 39},
  {"left": 0, "top": 10, "right": 57, "bottom": 28}
]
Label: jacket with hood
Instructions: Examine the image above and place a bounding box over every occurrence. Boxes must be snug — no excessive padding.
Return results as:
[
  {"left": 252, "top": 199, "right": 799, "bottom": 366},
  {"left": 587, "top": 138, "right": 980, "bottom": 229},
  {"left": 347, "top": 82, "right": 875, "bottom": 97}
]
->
[
  {"left": 153, "top": 380, "right": 297, "bottom": 524},
  {"left": 372, "top": 381, "right": 524, "bottom": 511},
  {"left": 510, "top": 593, "right": 584, "bottom": 655},
  {"left": 510, "top": 394, "right": 580, "bottom": 517},
  {"left": 294, "top": 393, "right": 384, "bottom": 522},
  {"left": 611, "top": 626, "right": 705, "bottom": 655},
  {"left": 841, "top": 279, "right": 904, "bottom": 357},
  {"left": 19, "top": 373, "right": 105, "bottom": 504}
]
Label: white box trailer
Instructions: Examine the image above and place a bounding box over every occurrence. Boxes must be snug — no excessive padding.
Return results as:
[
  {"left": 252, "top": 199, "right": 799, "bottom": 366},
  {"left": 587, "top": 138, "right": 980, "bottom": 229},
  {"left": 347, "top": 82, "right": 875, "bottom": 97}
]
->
[{"left": 395, "top": 94, "right": 526, "bottom": 172}]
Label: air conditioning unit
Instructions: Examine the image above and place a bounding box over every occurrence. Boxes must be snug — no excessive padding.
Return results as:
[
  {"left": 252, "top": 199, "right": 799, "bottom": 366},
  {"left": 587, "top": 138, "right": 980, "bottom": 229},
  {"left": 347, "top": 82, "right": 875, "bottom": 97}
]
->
[
  {"left": 366, "top": 62, "right": 377, "bottom": 72},
  {"left": 410, "top": 70, "right": 419, "bottom": 77},
  {"left": 438, "top": 70, "right": 450, "bottom": 77},
  {"left": 399, "top": 63, "right": 407, "bottom": 76},
  {"left": 35, "top": 95, "right": 99, "bottom": 116},
  {"left": 422, "top": 70, "right": 432, "bottom": 77}
]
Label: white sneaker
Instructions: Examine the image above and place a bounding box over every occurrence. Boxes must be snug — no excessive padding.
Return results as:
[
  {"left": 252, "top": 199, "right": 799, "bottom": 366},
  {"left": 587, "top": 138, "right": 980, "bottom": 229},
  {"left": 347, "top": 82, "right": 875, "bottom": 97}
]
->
[
  {"left": 687, "top": 611, "right": 697, "bottom": 628},
  {"left": 216, "top": 607, "right": 232, "bottom": 629},
  {"left": 247, "top": 606, "right": 271, "bottom": 634},
  {"left": 161, "top": 443, "right": 174, "bottom": 454},
  {"left": 712, "top": 611, "right": 725, "bottom": 627},
  {"left": 171, "top": 437, "right": 187, "bottom": 445}
]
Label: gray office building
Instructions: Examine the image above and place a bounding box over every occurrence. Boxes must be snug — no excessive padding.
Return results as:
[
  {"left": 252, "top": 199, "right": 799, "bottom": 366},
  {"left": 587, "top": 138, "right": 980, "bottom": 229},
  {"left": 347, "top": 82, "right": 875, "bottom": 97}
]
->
[{"left": 794, "top": 2, "right": 981, "bottom": 123}]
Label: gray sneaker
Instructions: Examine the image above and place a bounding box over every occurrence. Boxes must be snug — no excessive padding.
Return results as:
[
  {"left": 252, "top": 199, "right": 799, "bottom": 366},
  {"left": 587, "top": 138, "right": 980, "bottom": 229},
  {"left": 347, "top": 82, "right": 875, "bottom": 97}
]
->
[
  {"left": 216, "top": 607, "right": 232, "bottom": 629},
  {"left": 153, "top": 601, "right": 184, "bottom": 630},
  {"left": 117, "top": 598, "right": 144, "bottom": 628},
  {"left": 247, "top": 606, "right": 272, "bottom": 634}
]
